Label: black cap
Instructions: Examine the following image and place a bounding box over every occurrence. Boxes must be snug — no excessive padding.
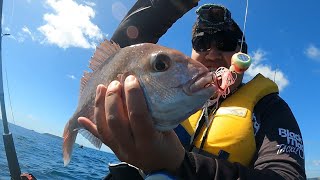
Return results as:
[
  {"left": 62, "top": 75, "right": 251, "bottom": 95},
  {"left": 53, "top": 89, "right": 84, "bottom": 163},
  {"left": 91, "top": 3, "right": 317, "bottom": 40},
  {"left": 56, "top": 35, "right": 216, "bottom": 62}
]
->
[{"left": 192, "top": 4, "right": 247, "bottom": 53}]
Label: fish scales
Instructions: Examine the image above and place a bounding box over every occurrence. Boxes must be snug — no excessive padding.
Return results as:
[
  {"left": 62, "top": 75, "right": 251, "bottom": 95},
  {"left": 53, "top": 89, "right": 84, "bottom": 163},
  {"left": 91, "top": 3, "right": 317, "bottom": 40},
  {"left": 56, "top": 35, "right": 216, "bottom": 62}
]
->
[{"left": 63, "top": 40, "right": 215, "bottom": 166}]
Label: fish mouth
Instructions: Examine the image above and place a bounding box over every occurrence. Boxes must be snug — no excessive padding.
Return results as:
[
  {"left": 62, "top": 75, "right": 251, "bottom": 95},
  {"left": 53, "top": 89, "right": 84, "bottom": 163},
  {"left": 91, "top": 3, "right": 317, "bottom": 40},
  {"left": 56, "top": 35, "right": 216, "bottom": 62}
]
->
[
  {"left": 151, "top": 70, "right": 217, "bottom": 131},
  {"left": 183, "top": 71, "right": 215, "bottom": 96}
]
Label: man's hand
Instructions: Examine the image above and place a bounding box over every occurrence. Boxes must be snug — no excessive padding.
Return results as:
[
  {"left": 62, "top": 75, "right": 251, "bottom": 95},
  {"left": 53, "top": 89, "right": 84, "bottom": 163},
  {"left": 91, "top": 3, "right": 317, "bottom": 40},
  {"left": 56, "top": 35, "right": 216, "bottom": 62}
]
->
[{"left": 78, "top": 75, "right": 185, "bottom": 173}]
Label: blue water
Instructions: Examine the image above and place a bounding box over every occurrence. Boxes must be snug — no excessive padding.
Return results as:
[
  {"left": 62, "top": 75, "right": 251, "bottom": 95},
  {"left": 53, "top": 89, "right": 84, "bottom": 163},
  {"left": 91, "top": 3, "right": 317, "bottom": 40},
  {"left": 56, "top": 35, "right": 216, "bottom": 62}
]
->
[{"left": 0, "top": 120, "right": 119, "bottom": 180}]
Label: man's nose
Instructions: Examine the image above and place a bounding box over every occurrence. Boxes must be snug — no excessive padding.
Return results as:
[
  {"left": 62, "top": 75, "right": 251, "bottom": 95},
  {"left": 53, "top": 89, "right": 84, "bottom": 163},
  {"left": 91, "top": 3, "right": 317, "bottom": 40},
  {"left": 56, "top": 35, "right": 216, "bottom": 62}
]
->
[{"left": 205, "top": 46, "right": 222, "bottom": 61}]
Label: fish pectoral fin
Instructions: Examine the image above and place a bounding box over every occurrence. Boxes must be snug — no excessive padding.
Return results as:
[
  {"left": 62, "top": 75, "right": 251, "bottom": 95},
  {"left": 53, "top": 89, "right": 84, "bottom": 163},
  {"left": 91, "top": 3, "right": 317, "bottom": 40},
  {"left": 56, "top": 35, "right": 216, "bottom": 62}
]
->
[{"left": 78, "top": 129, "right": 102, "bottom": 149}]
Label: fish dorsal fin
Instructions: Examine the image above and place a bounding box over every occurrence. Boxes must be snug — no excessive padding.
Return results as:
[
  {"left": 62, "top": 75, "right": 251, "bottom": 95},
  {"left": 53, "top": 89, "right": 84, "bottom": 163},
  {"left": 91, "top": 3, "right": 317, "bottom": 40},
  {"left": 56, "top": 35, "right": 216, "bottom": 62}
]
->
[
  {"left": 79, "top": 40, "right": 120, "bottom": 96},
  {"left": 80, "top": 71, "right": 92, "bottom": 96},
  {"left": 89, "top": 40, "right": 121, "bottom": 71}
]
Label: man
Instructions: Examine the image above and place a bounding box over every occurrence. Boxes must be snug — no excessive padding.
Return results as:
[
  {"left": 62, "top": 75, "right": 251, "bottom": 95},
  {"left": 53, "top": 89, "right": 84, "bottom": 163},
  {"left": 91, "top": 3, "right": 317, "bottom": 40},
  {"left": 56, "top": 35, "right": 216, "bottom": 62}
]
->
[{"left": 79, "top": 1, "right": 306, "bottom": 179}]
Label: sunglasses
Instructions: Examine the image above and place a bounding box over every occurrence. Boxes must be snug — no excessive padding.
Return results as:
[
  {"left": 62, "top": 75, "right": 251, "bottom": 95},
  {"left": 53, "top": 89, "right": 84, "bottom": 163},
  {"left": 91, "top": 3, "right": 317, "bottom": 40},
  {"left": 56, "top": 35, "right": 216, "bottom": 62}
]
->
[{"left": 192, "top": 31, "right": 241, "bottom": 52}]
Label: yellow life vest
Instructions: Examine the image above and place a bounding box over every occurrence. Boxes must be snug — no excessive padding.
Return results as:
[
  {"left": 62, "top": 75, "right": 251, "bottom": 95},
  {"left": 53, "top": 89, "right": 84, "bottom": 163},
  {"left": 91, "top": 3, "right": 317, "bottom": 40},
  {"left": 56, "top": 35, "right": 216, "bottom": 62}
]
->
[{"left": 178, "top": 74, "right": 279, "bottom": 166}]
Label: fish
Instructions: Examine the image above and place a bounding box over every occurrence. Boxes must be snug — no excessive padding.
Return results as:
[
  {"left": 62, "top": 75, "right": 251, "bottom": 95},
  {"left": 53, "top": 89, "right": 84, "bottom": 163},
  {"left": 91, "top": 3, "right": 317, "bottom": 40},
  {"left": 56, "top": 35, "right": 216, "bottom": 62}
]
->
[{"left": 63, "top": 40, "right": 215, "bottom": 166}]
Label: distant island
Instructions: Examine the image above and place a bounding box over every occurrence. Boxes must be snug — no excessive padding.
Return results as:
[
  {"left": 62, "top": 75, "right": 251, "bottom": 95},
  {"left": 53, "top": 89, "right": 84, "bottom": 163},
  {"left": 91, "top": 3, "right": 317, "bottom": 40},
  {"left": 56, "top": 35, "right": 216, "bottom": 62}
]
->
[
  {"left": 42, "top": 133, "right": 62, "bottom": 140},
  {"left": 42, "top": 133, "right": 83, "bottom": 148}
]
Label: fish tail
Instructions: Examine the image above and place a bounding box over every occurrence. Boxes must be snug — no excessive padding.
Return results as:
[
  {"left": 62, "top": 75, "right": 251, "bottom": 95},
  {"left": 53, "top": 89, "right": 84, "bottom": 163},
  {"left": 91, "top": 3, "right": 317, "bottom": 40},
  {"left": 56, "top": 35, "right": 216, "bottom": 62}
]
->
[{"left": 63, "top": 120, "right": 78, "bottom": 166}]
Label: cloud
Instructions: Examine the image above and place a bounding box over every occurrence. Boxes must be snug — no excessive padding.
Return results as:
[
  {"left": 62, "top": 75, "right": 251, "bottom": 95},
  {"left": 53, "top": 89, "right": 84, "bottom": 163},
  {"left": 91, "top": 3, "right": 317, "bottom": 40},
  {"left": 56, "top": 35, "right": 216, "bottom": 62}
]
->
[
  {"left": 22, "top": 26, "right": 32, "bottom": 35},
  {"left": 305, "top": 44, "right": 320, "bottom": 61},
  {"left": 313, "top": 160, "right": 320, "bottom": 166},
  {"left": 38, "top": 0, "right": 103, "bottom": 49},
  {"left": 22, "top": 26, "right": 36, "bottom": 41},
  {"left": 251, "top": 48, "right": 267, "bottom": 64},
  {"left": 4, "top": 27, "right": 10, "bottom": 33},
  {"left": 10, "top": 26, "right": 37, "bottom": 43},
  {"left": 83, "top": 1, "right": 96, "bottom": 7},
  {"left": 67, "top": 74, "right": 76, "bottom": 80},
  {"left": 244, "top": 49, "right": 289, "bottom": 91}
]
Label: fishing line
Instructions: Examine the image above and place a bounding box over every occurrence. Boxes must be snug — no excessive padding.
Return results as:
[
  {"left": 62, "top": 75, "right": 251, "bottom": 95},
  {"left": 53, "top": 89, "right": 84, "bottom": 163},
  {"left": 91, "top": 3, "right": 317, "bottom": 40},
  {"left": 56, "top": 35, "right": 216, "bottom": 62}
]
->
[
  {"left": 240, "top": 0, "right": 249, "bottom": 53},
  {"left": 3, "top": 0, "right": 15, "bottom": 31},
  {"left": 4, "top": 66, "right": 16, "bottom": 126},
  {"left": 2, "top": 0, "right": 17, "bottom": 125},
  {"left": 3, "top": 0, "right": 17, "bottom": 126},
  {"left": 10, "top": 0, "right": 15, "bottom": 27}
]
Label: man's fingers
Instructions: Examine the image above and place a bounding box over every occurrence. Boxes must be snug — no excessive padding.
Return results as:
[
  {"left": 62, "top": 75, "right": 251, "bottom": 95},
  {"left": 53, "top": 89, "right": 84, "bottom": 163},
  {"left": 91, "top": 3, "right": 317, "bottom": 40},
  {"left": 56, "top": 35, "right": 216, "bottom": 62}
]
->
[
  {"left": 93, "top": 83, "right": 125, "bottom": 155},
  {"left": 95, "top": 84, "right": 108, "bottom": 135},
  {"left": 124, "top": 75, "right": 154, "bottom": 146},
  {"left": 78, "top": 117, "right": 99, "bottom": 138},
  {"left": 104, "top": 80, "right": 135, "bottom": 156}
]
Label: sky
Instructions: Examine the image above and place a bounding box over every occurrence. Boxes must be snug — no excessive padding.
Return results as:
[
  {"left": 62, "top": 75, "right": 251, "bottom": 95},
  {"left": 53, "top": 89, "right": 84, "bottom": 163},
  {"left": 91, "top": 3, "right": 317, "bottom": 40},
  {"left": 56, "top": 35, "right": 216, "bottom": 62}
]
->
[{"left": 1, "top": 0, "right": 320, "bottom": 178}]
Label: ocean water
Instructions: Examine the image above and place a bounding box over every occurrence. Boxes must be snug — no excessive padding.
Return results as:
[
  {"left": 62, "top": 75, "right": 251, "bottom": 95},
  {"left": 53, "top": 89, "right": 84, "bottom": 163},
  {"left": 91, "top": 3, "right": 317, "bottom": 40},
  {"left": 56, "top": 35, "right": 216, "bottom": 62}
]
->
[{"left": 0, "top": 120, "right": 119, "bottom": 180}]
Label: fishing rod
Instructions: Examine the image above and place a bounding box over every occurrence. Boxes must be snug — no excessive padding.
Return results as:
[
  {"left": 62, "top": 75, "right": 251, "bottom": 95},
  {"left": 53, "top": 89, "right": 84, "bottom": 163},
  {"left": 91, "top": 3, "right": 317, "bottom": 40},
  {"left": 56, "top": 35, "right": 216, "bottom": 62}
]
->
[
  {"left": 0, "top": 1, "right": 37, "bottom": 179},
  {"left": 0, "top": 0, "right": 22, "bottom": 179}
]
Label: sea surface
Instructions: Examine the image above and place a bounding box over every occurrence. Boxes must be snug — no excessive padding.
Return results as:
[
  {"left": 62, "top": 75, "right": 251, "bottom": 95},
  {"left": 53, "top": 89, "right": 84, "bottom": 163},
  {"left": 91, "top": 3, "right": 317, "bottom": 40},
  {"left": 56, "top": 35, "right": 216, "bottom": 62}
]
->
[{"left": 0, "top": 120, "right": 119, "bottom": 180}]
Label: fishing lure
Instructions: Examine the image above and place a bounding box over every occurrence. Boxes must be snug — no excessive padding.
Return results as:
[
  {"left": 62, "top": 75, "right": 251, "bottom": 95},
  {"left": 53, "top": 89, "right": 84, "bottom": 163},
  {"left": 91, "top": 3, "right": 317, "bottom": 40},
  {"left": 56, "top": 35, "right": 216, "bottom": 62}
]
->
[{"left": 206, "top": 52, "right": 251, "bottom": 108}]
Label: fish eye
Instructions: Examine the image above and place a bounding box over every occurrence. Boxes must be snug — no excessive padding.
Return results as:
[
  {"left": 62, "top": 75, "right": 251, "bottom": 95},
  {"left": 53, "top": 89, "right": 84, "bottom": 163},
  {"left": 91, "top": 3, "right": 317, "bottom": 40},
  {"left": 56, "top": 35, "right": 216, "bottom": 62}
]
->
[{"left": 151, "top": 53, "right": 171, "bottom": 72}]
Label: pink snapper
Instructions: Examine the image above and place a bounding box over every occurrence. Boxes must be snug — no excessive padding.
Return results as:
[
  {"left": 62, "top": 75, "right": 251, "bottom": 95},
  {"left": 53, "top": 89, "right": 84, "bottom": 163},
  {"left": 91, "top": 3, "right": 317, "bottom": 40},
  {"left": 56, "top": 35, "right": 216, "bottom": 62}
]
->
[{"left": 63, "top": 40, "right": 215, "bottom": 166}]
